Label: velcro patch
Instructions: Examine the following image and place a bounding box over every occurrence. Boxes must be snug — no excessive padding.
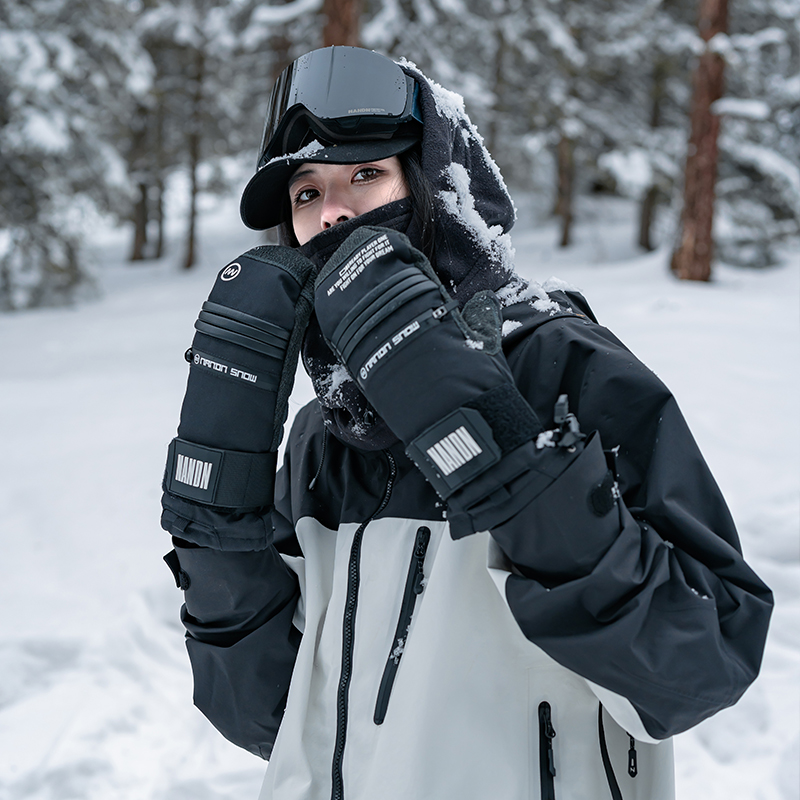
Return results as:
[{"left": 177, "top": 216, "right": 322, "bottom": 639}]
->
[
  {"left": 406, "top": 408, "right": 501, "bottom": 498},
  {"left": 166, "top": 440, "right": 223, "bottom": 503},
  {"left": 164, "top": 439, "right": 277, "bottom": 509}
]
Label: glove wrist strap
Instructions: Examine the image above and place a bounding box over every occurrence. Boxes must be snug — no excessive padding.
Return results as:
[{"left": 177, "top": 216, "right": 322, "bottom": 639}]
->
[
  {"left": 406, "top": 384, "right": 544, "bottom": 498},
  {"left": 165, "top": 438, "right": 276, "bottom": 510}
]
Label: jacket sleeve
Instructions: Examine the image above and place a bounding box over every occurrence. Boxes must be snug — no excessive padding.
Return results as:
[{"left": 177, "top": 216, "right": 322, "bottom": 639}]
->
[
  {"left": 492, "top": 311, "right": 773, "bottom": 741},
  {"left": 161, "top": 454, "right": 302, "bottom": 759}
]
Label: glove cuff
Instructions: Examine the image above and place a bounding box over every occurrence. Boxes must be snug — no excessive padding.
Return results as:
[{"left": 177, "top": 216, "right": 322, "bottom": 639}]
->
[
  {"left": 405, "top": 384, "right": 543, "bottom": 498},
  {"left": 165, "top": 438, "right": 277, "bottom": 510}
]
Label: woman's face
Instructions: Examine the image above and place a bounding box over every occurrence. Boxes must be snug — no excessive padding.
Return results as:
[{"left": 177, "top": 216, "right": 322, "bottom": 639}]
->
[{"left": 288, "top": 157, "right": 409, "bottom": 246}]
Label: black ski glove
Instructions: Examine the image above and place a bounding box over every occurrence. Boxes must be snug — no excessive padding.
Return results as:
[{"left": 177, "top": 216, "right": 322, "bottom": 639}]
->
[
  {"left": 314, "top": 227, "right": 588, "bottom": 537},
  {"left": 163, "top": 246, "right": 315, "bottom": 519}
]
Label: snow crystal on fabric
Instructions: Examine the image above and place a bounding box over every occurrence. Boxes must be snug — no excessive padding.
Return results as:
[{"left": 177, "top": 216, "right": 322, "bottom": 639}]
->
[
  {"left": 438, "top": 162, "right": 516, "bottom": 273},
  {"left": 266, "top": 139, "right": 324, "bottom": 167},
  {"left": 496, "top": 276, "right": 561, "bottom": 314},
  {"left": 391, "top": 638, "right": 406, "bottom": 664},
  {"left": 501, "top": 320, "right": 522, "bottom": 337},
  {"left": 396, "top": 56, "right": 517, "bottom": 287},
  {"left": 536, "top": 430, "right": 557, "bottom": 449},
  {"left": 541, "top": 276, "right": 581, "bottom": 293},
  {"left": 414, "top": 66, "right": 514, "bottom": 214},
  {"left": 313, "top": 361, "right": 353, "bottom": 407}
]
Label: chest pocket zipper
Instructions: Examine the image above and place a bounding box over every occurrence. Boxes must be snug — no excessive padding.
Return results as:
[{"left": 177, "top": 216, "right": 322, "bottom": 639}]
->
[
  {"left": 538, "top": 701, "right": 557, "bottom": 800},
  {"left": 373, "top": 525, "right": 431, "bottom": 725},
  {"left": 598, "top": 703, "right": 638, "bottom": 800}
]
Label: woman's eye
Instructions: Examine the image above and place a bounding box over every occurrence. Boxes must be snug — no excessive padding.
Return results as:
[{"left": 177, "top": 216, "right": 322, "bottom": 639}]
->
[
  {"left": 354, "top": 167, "right": 381, "bottom": 182},
  {"left": 293, "top": 188, "right": 318, "bottom": 206}
]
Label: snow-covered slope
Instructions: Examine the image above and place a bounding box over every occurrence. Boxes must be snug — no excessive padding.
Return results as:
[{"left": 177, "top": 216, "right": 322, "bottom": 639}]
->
[{"left": 1, "top": 194, "right": 797, "bottom": 800}]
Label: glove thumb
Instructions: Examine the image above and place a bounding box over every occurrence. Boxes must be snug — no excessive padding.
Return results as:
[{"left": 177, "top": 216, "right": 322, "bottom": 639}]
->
[{"left": 459, "top": 290, "right": 502, "bottom": 355}]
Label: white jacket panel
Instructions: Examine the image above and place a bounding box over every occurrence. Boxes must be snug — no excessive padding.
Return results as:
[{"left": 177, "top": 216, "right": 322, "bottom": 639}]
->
[{"left": 260, "top": 515, "right": 674, "bottom": 800}]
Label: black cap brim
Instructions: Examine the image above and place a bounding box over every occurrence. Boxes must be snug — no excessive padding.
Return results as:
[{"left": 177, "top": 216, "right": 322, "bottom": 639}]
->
[{"left": 239, "top": 136, "right": 419, "bottom": 231}]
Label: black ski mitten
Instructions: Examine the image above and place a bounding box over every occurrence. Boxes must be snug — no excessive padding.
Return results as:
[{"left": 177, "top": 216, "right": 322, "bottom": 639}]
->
[
  {"left": 163, "top": 245, "right": 315, "bottom": 519},
  {"left": 314, "top": 227, "right": 589, "bottom": 538}
]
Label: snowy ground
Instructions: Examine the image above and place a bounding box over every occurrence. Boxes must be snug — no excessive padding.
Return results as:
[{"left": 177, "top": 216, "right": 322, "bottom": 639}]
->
[{"left": 1, "top": 193, "right": 797, "bottom": 800}]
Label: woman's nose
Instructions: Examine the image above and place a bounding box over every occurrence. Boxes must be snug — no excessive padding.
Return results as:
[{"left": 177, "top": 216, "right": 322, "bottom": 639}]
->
[{"left": 320, "top": 190, "right": 354, "bottom": 231}]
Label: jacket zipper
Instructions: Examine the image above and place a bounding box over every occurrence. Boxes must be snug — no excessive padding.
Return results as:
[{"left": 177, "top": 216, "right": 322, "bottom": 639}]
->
[
  {"left": 598, "top": 703, "right": 638, "bottom": 800},
  {"left": 538, "top": 701, "right": 557, "bottom": 800},
  {"left": 373, "top": 525, "right": 431, "bottom": 725},
  {"left": 308, "top": 424, "right": 329, "bottom": 491},
  {"left": 628, "top": 734, "right": 638, "bottom": 777},
  {"left": 330, "top": 451, "right": 397, "bottom": 800}
]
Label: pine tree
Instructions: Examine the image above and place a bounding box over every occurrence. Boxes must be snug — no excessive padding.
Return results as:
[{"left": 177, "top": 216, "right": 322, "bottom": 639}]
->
[
  {"left": 0, "top": 0, "right": 149, "bottom": 309},
  {"left": 126, "top": 0, "right": 323, "bottom": 267},
  {"left": 712, "top": 0, "right": 800, "bottom": 267}
]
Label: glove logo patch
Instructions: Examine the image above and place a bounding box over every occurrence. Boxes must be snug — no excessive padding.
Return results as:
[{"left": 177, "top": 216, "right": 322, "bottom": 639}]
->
[
  {"left": 426, "top": 426, "right": 483, "bottom": 476},
  {"left": 327, "top": 234, "right": 393, "bottom": 295},
  {"left": 406, "top": 408, "right": 502, "bottom": 498},
  {"left": 220, "top": 262, "right": 241, "bottom": 281},
  {"left": 174, "top": 453, "right": 213, "bottom": 491},
  {"left": 166, "top": 440, "right": 224, "bottom": 503}
]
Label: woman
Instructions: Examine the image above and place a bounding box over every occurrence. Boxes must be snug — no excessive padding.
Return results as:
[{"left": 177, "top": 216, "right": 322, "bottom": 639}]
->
[{"left": 161, "top": 47, "right": 772, "bottom": 800}]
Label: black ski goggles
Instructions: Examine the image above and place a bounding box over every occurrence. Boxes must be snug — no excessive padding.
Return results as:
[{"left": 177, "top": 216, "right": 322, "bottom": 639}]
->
[{"left": 257, "top": 47, "right": 422, "bottom": 168}]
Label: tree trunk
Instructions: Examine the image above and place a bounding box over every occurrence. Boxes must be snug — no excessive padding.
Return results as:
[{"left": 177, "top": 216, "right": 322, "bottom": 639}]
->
[
  {"left": 183, "top": 135, "right": 199, "bottom": 270},
  {"left": 670, "top": 0, "right": 727, "bottom": 281},
  {"left": 154, "top": 178, "right": 165, "bottom": 260},
  {"left": 556, "top": 134, "right": 574, "bottom": 248},
  {"left": 638, "top": 185, "right": 660, "bottom": 251},
  {"left": 638, "top": 59, "right": 668, "bottom": 252},
  {"left": 129, "top": 182, "right": 149, "bottom": 261},
  {"left": 485, "top": 24, "right": 506, "bottom": 159},
  {"left": 182, "top": 49, "right": 205, "bottom": 271},
  {"left": 127, "top": 103, "right": 150, "bottom": 262},
  {"left": 153, "top": 97, "right": 166, "bottom": 260},
  {"left": 322, "top": 0, "right": 362, "bottom": 47}
]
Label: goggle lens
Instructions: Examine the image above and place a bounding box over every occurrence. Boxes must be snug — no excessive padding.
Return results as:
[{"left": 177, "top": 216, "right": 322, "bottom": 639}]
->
[{"left": 258, "top": 47, "right": 419, "bottom": 167}]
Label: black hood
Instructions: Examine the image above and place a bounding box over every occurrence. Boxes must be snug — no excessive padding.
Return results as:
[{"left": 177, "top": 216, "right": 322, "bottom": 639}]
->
[{"left": 399, "top": 59, "right": 516, "bottom": 303}]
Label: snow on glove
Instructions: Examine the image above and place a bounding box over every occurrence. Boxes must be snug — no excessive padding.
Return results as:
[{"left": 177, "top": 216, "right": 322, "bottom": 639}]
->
[
  {"left": 164, "top": 246, "right": 316, "bottom": 512},
  {"left": 314, "top": 226, "right": 588, "bottom": 537}
]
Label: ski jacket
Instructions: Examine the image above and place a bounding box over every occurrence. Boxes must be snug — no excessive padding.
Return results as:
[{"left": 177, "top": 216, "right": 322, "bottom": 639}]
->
[{"left": 164, "top": 288, "right": 773, "bottom": 800}]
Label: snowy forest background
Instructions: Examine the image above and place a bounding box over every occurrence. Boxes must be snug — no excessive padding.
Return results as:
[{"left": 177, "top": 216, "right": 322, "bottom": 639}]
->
[
  {"left": 1, "top": 0, "right": 799, "bottom": 310},
  {"left": 1, "top": 2, "right": 799, "bottom": 800}
]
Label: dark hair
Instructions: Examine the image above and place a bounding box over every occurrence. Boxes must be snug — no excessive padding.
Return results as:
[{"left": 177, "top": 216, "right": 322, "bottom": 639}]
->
[
  {"left": 400, "top": 146, "right": 437, "bottom": 264},
  {"left": 277, "top": 146, "right": 437, "bottom": 264}
]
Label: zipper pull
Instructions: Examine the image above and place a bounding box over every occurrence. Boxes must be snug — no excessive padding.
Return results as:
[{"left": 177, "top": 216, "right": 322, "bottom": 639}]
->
[
  {"left": 412, "top": 526, "right": 430, "bottom": 594},
  {"left": 542, "top": 703, "right": 557, "bottom": 741},
  {"left": 628, "top": 735, "right": 638, "bottom": 777},
  {"left": 539, "top": 702, "right": 557, "bottom": 776}
]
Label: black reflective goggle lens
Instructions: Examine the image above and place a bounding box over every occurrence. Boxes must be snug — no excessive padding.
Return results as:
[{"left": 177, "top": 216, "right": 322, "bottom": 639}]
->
[{"left": 258, "top": 47, "right": 417, "bottom": 165}]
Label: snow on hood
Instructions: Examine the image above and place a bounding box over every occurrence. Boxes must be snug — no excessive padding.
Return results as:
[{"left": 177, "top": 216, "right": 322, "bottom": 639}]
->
[{"left": 399, "top": 59, "right": 518, "bottom": 304}]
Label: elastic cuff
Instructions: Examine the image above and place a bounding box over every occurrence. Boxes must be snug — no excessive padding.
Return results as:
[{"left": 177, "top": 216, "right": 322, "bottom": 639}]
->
[{"left": 160, "top": 500, "right": 273, "bottom": 552}]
